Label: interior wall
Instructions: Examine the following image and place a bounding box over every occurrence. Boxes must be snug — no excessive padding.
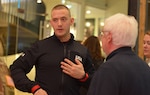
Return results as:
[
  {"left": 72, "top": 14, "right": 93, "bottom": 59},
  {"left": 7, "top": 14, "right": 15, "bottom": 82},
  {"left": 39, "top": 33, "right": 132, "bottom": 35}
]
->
[
  {"left": 42, "top": 0, "right": 61, "bottom": 20},
  {"left": 105, "top": 0, "right": 128, "bottom": 18},
  {"left": 86, "top": 0, "right": 106, "bottom": 9},
  {"left": 147, "top": 3, "right": 150, "bottom": 30}
]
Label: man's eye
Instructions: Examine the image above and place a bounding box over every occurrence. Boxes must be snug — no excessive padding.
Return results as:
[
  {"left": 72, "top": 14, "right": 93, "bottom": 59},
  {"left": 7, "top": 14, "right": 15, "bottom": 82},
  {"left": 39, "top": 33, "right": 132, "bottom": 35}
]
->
[
  {"left": 53, "top": 19, "right": 58, "bottom": 22},
  {"left": 61, "top": 18, "right": 67, "bottom": 21}
]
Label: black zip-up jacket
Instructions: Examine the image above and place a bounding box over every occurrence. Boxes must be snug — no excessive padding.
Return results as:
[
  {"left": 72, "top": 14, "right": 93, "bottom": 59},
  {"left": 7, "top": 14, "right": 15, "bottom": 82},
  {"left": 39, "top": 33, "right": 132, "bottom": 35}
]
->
[{"left": 10, "top": 34, "right": 95, "bottom": 95}]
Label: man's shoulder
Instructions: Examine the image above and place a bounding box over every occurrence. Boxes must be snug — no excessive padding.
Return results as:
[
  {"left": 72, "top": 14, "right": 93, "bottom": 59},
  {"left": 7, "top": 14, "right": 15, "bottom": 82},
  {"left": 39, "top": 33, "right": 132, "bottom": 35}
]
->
[{"left": 73, "top": 41, "right": 87, "bottom": 49}]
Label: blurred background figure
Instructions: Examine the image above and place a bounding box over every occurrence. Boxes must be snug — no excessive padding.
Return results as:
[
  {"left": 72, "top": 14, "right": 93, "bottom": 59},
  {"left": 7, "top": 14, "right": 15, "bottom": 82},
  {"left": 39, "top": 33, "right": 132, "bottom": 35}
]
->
[
  {"left": 143, "top": 30, "right": 150, "bottom": 67},
  {"left": 80, "top": 35, "right": 104, "bottom": 95},
  {"left": 0, "top": 58, "right": 15, "bottom": 95},
  {"left": 0, "top": 34, "right": 4, "bottom": 56},
  {"left": 82, "top": 35, "right": 104, "bottom": 70}
]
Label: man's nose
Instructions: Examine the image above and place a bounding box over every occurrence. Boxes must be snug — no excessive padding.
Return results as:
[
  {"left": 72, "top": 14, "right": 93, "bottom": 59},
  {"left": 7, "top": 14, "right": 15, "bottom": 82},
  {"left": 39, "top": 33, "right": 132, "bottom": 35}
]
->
[{"left": 58, "top": 20, "right": 62, "bottom": 26}]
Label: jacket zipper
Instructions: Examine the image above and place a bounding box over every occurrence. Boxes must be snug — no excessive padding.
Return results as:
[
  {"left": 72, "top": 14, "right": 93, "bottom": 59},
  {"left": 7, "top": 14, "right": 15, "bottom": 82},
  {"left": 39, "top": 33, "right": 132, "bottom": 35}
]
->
[{"left": 60, "top": 44, "right": 67, "bottom": 95}]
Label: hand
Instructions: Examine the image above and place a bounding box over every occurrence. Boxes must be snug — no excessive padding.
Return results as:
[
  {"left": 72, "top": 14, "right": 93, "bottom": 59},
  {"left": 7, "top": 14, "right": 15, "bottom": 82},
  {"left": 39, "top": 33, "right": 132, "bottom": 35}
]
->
[
  {"left": 34, "top": 88, "right": 48, "bottom": 95},
  {"left": 60, "top": 58, "right": 85, "bottom": 79}
]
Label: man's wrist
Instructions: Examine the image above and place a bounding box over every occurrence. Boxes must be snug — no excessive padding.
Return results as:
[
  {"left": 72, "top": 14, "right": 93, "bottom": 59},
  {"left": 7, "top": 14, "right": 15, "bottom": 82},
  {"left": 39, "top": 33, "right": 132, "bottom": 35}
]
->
[
  {"left": 31, "top": 85, "right": 41, "bottom": 94},
  {"left": 79, "top": 73, "right": 89, "bottom": 82}
]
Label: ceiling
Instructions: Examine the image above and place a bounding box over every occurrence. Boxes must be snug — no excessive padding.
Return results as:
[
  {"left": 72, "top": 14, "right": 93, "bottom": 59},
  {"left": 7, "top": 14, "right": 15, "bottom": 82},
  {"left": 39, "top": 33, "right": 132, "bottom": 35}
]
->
[
  {"left": 42, "top": 0, "right": 107, "bottom": 19},
  {"left": 86, "top": 0, "right": 106, "bottom": 10},
  {"left": 67, "top": 0, "right": 107, "bottom": 19},
  {"left": 85, "top": 6, "right": 105, "bottom": 18}
]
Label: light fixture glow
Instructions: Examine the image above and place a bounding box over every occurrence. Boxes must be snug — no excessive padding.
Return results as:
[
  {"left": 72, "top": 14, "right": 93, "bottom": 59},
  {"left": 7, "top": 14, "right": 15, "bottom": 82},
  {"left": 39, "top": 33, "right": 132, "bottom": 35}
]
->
[
  {"left": 86, "top": 10, "right": 91, "bottom": 14},
  {"left": 37, "top": 0, "right": 42, "bottom": 3},
  {"left": 62, "top": 0, "right": 66, "bottom": 4},
  {"left": 100, "top": 22, "right": 104, "bottom": 26},
  {"left": 66, "top": 5, "right": 72, "bottom": 9},
  {"left": 85, "top": 22, "right": 91, "bottom": 27}
]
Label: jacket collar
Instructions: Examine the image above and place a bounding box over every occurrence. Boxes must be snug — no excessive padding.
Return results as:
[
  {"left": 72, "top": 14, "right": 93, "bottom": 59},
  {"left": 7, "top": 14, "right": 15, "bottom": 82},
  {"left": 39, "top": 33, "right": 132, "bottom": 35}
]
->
[
  {"left": 52, "top": 33, "right": 74, "bottom": 44},
  {"left": 106, "top": 46, "right": 132, "bottom": 61}
]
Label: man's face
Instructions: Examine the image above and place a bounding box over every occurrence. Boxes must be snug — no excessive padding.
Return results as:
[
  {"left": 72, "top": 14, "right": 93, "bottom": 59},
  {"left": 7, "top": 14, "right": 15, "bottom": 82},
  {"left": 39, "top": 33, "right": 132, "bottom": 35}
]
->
[
  {"left": 143, "top": 34, "right": 150, "bottom": 58},
  {"left": 50, "top": 8, "right": 74, "bottom": 38}
]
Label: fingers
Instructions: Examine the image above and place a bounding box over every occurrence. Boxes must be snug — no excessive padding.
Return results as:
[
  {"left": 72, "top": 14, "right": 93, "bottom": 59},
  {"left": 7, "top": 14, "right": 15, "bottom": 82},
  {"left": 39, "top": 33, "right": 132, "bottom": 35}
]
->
[
  {"left": 61, "top": 61, "right": 71, "bottom": 70},
  {"left": 60, "top": 58, "right": 77, "bottom": 76},
  {"left": 60, "top": 61, "right": 72, "bottom": 76},
  {"left": 60, "top": 58, "right": 82, "bottom": 70},
  {"left": 64, "top": 58, "right": 75, "bottom": 66},
  {"left": 60, "top": 58, "right": 85, "bottom": 79},
  {"left": 75, "top": 59, "right": 82, "bottom": 65},
  {"left": 34, "top": 88, "right": 48, "bottom": 95},
  {"left": 63, "top": 58, "right": 82, "bottom": 65}
]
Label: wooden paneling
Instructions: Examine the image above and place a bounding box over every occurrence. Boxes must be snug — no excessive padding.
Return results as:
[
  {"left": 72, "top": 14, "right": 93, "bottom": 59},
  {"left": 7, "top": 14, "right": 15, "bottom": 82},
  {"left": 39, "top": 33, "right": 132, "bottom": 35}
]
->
[
  {"left": 128, "top": 0, "right": 146, "bottom": 59},
  {"left": 138, "top": 0, "right": 146, "bottom": 59}
]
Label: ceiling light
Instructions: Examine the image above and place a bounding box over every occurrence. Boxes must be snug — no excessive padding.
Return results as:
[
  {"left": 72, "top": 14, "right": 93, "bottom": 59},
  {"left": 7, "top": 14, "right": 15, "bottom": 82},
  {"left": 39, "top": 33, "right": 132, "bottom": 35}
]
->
[
  {"left": 100, "top": 22, "right": 104, "bottom": 26},
  {"left": 37, "top": 0, "right": 42, "bottom": 3},
  {"left": 86, "top": 10, "right": 91, "bottom": 14},
  {"left": 85, "top": 22, "right": 91, "bottom": 27},
  {"left": 62, "top": 0, "right": 66, "bottom": 4},
  {"left": 66, "top": 5, "right": 72, "bottom": 9}
]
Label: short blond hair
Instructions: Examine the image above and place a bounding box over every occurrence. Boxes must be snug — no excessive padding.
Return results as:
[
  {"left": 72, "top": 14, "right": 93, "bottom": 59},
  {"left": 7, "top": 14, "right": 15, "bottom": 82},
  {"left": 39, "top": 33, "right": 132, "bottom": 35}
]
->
[{"left": 51, "top": 4, "right": 71, "bottom": 17}]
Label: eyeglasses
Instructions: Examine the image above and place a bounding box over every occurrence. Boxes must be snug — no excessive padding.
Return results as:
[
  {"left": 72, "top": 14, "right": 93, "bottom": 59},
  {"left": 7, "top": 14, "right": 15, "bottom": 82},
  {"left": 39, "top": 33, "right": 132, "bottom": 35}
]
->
[
  {"left": 100, "top": 32, "right": 104, "bottom": 37},
  {"left": 99, "top": 31, "right": 110, "bottom": 39}
]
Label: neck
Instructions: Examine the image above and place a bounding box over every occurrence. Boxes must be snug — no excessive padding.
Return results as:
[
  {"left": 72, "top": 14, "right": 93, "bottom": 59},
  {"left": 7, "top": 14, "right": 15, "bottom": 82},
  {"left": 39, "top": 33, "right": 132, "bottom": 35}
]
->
[
  {"left": 146, "top": 58, "right": 150, "bottom": 63},
  {"left": 59, "top": 33, "right": 71, "bottom": 42}
]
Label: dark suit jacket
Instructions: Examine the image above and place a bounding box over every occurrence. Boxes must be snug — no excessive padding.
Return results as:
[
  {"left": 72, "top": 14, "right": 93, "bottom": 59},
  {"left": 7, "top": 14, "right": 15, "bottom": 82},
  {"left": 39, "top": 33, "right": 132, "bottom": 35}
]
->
[{"left": 87, "top": 46, "right": 150, "bottom": 95}]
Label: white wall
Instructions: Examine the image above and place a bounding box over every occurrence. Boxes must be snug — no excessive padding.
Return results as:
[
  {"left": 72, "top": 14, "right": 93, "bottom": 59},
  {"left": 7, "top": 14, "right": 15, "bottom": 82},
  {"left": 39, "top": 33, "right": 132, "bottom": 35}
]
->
[{"left": 105, "top": 0, "right": 128, "bottom": 18}]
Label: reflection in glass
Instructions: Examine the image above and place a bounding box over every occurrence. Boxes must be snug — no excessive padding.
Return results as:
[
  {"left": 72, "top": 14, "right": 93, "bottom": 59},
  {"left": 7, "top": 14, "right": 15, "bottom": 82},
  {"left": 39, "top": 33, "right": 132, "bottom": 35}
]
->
[{"left": 0, "top": 0, "right": 46, "bottom": 55}]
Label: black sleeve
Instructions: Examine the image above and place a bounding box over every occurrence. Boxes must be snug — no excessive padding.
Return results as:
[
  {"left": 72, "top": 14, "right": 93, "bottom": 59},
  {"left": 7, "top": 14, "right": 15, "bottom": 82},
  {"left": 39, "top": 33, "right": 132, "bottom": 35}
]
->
[
  {"left": 9, "top": 42, "right": 39, "bottom": 92},
  {"left": 80, "top": 50, "right": 95, "bottom": 88}
]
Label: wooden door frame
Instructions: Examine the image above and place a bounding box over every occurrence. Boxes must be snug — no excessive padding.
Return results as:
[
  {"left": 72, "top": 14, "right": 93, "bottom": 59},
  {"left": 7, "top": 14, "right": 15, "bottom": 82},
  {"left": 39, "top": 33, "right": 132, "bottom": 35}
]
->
[{"left": 128, "top": 0, "right": 146, "bottom": 59}]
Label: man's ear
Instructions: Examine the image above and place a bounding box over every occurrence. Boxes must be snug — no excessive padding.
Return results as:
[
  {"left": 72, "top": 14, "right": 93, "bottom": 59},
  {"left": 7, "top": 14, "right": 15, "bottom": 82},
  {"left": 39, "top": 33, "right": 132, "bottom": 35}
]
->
[
  {"left": 71, "top": 18, "right": 74, "bottom": 25},
  {"left": 107, "top": 32, "right": 112, "bottom": 43}
]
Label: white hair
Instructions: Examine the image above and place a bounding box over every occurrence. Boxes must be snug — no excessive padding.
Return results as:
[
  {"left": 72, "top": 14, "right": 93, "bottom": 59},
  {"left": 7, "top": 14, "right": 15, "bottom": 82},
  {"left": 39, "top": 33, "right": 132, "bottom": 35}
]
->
[{"left": 103, "top": 13, "right": 138, "bottom": 48}]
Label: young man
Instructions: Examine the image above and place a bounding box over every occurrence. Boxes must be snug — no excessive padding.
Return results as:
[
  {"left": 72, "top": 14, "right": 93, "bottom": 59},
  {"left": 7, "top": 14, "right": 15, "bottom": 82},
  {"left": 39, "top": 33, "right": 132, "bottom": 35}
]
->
[
  {"left": 10, "top": 4, "right": 95, "bottom": 95},
  {"left": 87, "top": 13, "right": 150, "bottom": 95}
]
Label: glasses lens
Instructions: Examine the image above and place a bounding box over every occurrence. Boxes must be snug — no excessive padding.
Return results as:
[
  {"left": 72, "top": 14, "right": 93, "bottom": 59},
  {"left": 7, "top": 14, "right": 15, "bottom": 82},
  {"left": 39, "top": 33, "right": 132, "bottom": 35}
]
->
[{"left": 100, "top": 32, "right": 104, "bottom": 36}]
